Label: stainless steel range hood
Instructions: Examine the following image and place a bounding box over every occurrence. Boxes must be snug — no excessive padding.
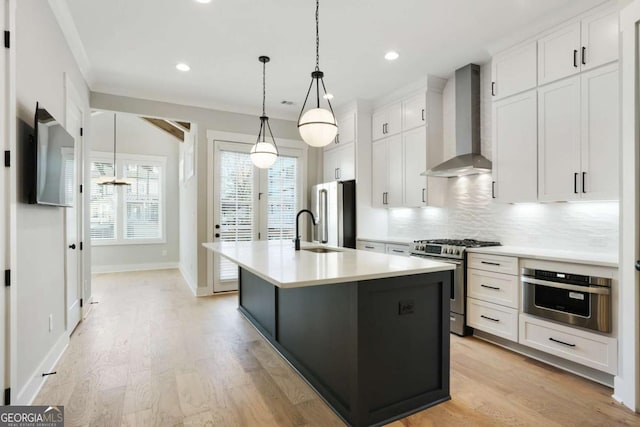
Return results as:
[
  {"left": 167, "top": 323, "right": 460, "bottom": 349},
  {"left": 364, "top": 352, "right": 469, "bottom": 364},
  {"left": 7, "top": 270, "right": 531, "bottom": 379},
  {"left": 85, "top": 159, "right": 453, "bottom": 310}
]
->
[{"left": 424, "top": 63, "right": 491, "bottom": 177}]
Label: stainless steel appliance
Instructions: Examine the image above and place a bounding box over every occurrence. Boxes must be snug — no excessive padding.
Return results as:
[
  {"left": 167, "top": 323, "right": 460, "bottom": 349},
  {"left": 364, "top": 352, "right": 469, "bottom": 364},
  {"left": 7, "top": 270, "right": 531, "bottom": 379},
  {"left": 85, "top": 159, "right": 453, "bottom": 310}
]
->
[
  {"left": 522, "top": 268, "right": 612, "bottom": 333},
  {"left": 311, "top": 180, "right": 356, "bottom": 248},
  {"left": 410, "top": 239, "right": 501, "bottom": 336}
]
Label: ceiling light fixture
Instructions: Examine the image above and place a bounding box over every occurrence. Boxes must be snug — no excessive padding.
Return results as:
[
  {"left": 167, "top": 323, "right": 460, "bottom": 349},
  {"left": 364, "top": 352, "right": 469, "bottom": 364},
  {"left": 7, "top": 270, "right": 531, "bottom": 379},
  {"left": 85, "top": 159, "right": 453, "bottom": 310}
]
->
[
  {"left": 250, "top": 56, "right": 279, "bottom": 169},
  {"left": 176, "top": 63, "right": 191, "bottom": 72},
  {"left": 297, "top": 0, "right": 338, "bottom": 148},
  {"left": 194, "top": 0, "right": 212, "bottom": 4},
  {"left": 385, "top": 51, "right": 399, "bottom": 61},
  {"left": 97, "top": 113, "right": 132, "bottom": 186}
]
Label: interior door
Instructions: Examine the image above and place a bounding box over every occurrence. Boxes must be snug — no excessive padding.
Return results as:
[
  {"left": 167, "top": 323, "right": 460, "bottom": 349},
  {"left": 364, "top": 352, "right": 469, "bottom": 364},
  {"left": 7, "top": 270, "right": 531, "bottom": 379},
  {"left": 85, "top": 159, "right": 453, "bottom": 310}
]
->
[
  {"left": 0, "top": 0, "right": 7, "bottom": 400},
  {"left": 65, "top": 98, "right": 83, "bottom": 332}
]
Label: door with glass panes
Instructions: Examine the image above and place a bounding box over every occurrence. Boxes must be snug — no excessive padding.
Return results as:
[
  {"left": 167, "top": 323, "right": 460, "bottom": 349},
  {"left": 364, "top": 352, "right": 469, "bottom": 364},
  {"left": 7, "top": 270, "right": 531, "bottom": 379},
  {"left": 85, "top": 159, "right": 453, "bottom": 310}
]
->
[{"left": 213, "top": 142, "right": 301, "bottom": 292}]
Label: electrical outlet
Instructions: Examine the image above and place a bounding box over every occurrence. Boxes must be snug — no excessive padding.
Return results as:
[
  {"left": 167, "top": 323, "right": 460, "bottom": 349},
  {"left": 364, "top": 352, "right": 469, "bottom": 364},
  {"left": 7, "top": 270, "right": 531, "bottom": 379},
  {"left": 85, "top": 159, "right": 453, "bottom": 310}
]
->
[
  {"left": 398, "top": 300, "right": 415, "bottom": 315},
  {"left": 48, "top": 314, "right": 53, "bottom": 332}
]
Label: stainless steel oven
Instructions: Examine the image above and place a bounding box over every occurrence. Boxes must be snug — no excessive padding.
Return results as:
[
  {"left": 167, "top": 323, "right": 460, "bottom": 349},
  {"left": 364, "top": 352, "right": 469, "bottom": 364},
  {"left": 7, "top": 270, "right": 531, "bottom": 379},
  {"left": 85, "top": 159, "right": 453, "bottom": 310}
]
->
[{"left": 521, "top": 268, "right": 612, "bottom": 333}]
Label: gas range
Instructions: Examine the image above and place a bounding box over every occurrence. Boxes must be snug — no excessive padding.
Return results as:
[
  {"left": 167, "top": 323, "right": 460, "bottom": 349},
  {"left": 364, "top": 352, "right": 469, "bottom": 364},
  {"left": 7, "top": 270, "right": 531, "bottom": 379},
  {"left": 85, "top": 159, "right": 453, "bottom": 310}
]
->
[
  {"left": 410, "top": 238, "right": 501, "bottom": 336},
  {"left": 410, "top": 238, "right": 501, "bottom": 260}
]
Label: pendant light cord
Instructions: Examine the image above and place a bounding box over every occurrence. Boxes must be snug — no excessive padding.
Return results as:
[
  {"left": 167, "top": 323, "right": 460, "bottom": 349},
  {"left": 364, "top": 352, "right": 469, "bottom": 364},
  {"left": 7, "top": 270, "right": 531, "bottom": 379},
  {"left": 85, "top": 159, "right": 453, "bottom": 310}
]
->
[
  {"left": 262, "top": 59, "right": 266, "bottom": 116},
  {"left": 315, "top": 0, "right": 320, "bottom": 71},
  {"left": 113, "top": 113, "right": 117, "bottom": 175}
]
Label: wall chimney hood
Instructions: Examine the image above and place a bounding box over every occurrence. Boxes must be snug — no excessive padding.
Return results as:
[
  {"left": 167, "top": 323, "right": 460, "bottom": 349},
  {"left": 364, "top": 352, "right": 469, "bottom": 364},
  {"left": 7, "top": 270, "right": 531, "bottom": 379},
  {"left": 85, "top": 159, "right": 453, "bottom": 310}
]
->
[{"left": 424, "top": 63, "right": 491, "bottom": 177}]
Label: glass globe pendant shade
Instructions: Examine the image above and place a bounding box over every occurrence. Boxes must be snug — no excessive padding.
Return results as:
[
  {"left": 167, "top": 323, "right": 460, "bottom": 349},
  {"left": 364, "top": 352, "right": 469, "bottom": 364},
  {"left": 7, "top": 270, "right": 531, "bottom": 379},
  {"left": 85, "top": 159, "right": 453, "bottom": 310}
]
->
[
  {"left": 298, "top": 107, "right": 338, "bottom": 147},
  {"left": 250, "top": 141, "right": 278, "bottom": 168}
]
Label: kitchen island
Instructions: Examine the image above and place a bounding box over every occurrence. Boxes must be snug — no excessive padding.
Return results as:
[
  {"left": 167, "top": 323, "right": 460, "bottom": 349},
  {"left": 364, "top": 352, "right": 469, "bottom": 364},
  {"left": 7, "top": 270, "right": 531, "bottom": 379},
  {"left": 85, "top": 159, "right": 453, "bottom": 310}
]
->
[{"left": 203, "top": 240, "right": 455, "bottom": 427}]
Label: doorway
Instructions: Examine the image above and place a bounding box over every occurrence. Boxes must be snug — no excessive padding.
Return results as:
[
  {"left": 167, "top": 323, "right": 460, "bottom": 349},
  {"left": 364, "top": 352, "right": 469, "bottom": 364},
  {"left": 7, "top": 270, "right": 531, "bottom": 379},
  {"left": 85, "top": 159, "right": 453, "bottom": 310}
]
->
[{"left": 210, "top": 139, "right": 304, "bottom": 292}]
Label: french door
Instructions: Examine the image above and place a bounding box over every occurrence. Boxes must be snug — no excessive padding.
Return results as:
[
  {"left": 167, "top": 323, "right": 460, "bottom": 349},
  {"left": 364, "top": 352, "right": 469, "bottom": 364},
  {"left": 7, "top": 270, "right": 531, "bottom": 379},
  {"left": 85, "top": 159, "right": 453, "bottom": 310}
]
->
[{"left": 213, "top": 141, "right": 301, "bottom": 292}]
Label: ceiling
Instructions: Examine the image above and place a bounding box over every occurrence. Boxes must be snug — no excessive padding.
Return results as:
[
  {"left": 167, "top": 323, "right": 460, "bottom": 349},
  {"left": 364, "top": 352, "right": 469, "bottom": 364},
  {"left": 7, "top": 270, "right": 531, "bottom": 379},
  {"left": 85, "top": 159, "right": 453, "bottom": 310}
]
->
[{"left": 62, "top": 0, "right": 606, "bottom": 120}]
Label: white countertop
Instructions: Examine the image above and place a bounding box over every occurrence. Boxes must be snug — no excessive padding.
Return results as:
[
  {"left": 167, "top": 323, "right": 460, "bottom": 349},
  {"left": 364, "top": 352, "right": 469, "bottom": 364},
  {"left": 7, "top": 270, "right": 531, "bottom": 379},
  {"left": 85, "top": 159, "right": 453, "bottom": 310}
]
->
[
  {"left": 466, "top": 246, "right": 618, "bottom": 268},
  {"left": 203, "top": 240, "right": 455, "bottom": 288},
  {"left": 357, "top": 237, "right": 413, "bottom": 246}
]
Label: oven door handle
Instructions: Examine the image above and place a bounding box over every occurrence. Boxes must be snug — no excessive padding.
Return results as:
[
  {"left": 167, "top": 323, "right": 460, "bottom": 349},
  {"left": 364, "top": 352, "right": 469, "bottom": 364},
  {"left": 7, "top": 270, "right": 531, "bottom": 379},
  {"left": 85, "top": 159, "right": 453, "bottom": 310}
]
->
[{"left": 521, "top": 277, "right": 610, "bottom": 295}]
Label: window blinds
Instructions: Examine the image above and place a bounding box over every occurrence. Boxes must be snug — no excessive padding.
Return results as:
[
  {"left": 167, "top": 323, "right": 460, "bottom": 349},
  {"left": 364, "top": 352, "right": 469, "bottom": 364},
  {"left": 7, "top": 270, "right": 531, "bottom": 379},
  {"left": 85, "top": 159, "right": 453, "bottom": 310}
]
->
[
  {"left": 124, "top": 163, "right": 161, "bottom": 239},
  {"left": 90, "top": 161, "right": 116, "bottom": 240},
  {"left": 267, "top": 156, "right": 297, "bottom": 241}
]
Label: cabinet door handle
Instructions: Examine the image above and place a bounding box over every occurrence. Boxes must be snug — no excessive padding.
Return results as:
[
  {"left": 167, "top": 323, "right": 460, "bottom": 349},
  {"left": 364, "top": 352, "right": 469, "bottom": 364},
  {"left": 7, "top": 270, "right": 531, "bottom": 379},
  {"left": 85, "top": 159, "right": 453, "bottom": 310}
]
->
[
  {"left": 582, "top": 171, "right": 586, "bottom": 193},
  {"left": 335, "top": 133, "right": 339, "bottom": 144},
  {"left": 481, "top": 261, "right": 501, "bottom": 266},
  {"left": 422, "top": 188, "right": 426, "bottom": 203},
  {"left": 491, "top": 82, "right": 496, "bottom": 96},
  {"left": 481, "top": 284, "right": 501, "bottom": 290},
  {"left": 492, "top": 181, "right": 496, "bottom": 199},
  {"left": 573, "top": 49, "right": 578, "bottom": 68},
  {"left": 574, "top": 172, "right": 579, "bottom": 194},
  {"left": 392, "top": 249, "right": 404, "bottom": 253},
  {"left": 549, "top": 337, "right": 576, "bottom": 348},
  {"left": 581, "top": 46, "right": 586, "bottom": 65},
  {"left": 365, "top": 245, "right": 375, "bottom": 249},
  {"left": 334, "top": 168, "right": 338, "bottom": 180},
  {"left": 421, "top": 109, "right": 425, "bottom": 121},
  {"left": 336, "top": 168, "right": 341, "bottom": 180},
  {"left": 480, "top": 314, "right": 500, "bottom": 322}
]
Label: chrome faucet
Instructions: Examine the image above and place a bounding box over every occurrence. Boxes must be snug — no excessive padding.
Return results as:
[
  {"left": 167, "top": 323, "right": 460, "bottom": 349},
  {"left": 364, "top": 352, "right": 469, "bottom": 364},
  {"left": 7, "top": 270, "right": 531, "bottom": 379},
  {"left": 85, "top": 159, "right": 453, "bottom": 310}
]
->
[{"left": 295, "top": 209, "right": 317, "bottom": 250}]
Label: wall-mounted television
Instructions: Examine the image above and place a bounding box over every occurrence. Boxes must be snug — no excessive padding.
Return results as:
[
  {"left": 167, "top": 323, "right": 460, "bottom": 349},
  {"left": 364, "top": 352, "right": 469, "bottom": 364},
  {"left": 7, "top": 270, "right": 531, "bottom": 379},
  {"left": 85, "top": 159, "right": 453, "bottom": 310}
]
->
[{"left": 28, "top": 103, "right": 76, "bottom": 207}]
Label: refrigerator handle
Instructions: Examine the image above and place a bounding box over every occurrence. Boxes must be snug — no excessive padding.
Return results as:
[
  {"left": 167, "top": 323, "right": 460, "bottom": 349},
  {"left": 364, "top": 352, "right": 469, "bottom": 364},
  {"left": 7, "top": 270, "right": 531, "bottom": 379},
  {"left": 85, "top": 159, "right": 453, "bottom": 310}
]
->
[{"left": 320, "top": 189, "right": 329, "bottom": 244}]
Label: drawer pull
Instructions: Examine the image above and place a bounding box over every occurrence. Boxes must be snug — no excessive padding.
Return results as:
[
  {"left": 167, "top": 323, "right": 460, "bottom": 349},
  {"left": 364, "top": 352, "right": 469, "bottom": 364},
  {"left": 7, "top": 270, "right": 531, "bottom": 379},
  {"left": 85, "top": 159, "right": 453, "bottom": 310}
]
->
[
  {"left": 480, "top": 314, "right": 500, "bottom": 322},
  {"left": 365, "top": 246, "right": 375, "bottom": 249},
  {"left": 392, "top": 249, "right": 404, "bottom": 253},
  {"left": 480, "top": 284, "right": 501, "bottom": 290},
  {"left": 549, "top": 337, "right": 576, "bottom": 348},
  {"left": 481, "top": 261, "right": 501, "bottom": 266}
]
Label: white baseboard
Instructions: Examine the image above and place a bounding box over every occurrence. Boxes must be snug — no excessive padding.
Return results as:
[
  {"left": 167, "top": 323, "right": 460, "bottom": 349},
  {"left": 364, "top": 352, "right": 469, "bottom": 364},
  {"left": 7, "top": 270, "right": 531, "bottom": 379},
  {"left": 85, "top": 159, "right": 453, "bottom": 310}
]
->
[
  {"left": 92, "top": 262, "right": 179, "bottom": 274},
  {"left": 16, "top": 332, "right": 69, "bottom": 405},
  {"left": 179, "top": 263, "right": 197, "bottom": 296}
]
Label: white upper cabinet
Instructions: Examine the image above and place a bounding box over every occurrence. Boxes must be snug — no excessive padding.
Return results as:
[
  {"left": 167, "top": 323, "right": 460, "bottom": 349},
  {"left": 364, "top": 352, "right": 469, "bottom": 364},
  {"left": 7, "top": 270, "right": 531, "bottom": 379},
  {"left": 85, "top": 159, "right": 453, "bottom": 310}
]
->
[
  {"left": 492, "top": 89, "right": 538, "bottom": 203},
  {"left": 538, "top": 22, "right": 581, "bottom": 86},
  {"left": 371, "top": 135, "right": 403, "bottom": 207},
  {"left": 581, "top": 11, "right": 619, "bottom": 72},
  {"left": 403, "top": 127, "right": 427, "bottom": 207},
  {"left": 538, "top": 9, "right": 619, "bottom": 86},
  {"left": 538, "top": 75, "right": 582, "bottom": 202},
  {"left": 328, "top": 111, "right": 355, "bottom": 149},
  {"left": 538, "top": 64, "right": 618, "bottom": 202},
  {"left": 580, "top": 63, "right": 619, "bottom": 200},
  {"left": 402, "top": 93, "right": 426, "bottom": 131},
  {"left": 372, "top": 102, "right": 402, "bottom": 140},
  {"left": 491, "top": 41, "right": 537, "bottom": 100},
  {"left": 323, "top": 142, "right": 355, "bottom": 182}
]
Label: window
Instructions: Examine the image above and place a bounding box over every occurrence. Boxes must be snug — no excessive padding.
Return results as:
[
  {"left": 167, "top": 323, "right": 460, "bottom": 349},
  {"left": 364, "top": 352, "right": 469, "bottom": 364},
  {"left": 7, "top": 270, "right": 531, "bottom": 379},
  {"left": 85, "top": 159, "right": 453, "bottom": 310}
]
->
[
  {"left": 90, "top": 153, "right": 166, "bottom": 245},
  {"left": 267, "top": 156, "right": 297, "bottom": 241}
]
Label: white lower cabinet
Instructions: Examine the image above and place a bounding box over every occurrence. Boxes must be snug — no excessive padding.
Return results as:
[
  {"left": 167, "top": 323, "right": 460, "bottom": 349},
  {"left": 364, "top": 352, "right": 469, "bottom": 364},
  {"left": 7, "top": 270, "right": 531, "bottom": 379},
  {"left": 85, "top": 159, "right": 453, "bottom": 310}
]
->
[
  {"left": 519, "top": 314, "right": 617, "bottom": 375},
  {"left": 467, "top": 299, "right": 518, "bottom": 342},
  {"left": 385, "top": 244, "right": 410, "bottom": 257},
  {"left": 467, "top": 269, "right": 518, "bottom": 308}
]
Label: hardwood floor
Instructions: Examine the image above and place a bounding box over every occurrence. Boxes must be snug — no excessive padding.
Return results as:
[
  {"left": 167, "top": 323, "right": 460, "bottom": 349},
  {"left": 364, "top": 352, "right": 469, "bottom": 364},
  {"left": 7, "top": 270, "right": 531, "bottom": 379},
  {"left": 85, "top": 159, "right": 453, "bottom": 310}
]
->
[{"left": 35, "top": 269, "right": 639, "bottom": 426}]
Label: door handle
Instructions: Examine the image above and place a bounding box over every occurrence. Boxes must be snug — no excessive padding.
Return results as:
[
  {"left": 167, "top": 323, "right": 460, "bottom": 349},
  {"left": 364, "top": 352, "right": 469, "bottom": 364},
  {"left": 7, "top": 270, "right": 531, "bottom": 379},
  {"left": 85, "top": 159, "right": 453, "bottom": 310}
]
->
[
  {"left": 581, "top": 46, "right": 586, "bottom": 65},
  {"left": 422, "top": 188, "right": 426, "bottom": 203},
  {"left": 215, "top": 233, "right": 220, "bottom": 238},
  {"left": 492, "top": 181, "right": 496, "bottom": 199},
  {"left": 421, "top": 109, "right": 425, "bottom": 121},
  {"left": 573, "top": 49, "right": 578, "bottom": 68},
  {"left": 636, "top": 260, "right": 640, "bottom": 271},
  {"left": 336, "top": 168, "right": 341, "bottom": 180},
  {"left": 68, "top": 244, "right": 76, "bottom": 250},
  {"left": 582, "top": 172, "right": 586, "bottom": 193},
  {"left": 491, "top": 82, "right": 496, "bottom": 96},
  {"left": 574, "top": 172, "right": 579, "bottom": 194}
]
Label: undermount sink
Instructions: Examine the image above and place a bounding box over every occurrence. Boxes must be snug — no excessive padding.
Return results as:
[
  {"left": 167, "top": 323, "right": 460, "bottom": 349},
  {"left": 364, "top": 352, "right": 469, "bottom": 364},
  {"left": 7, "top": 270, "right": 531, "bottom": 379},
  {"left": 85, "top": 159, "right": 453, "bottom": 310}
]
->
[{"left": 302, "top": 247, "right": 342, "bottom": 254}]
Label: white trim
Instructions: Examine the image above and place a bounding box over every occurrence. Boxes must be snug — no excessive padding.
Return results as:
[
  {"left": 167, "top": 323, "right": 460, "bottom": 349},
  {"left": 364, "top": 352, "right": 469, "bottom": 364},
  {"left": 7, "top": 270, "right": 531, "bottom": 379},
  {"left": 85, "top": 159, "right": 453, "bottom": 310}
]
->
[
  {"left": 91, "top": 262, "right": 179, "bottom": 274},
  {"left": 47, "top": 0, "right": 94, "bottom": 86},
  {"left": 15, "top": 333, "right": 69, "bottom": 405},
  {"left": 179, "top": 263, "right": 197, "bottom": 296},
  {"left": 618, "top": 0, "right": 640, "bottom": 411}
]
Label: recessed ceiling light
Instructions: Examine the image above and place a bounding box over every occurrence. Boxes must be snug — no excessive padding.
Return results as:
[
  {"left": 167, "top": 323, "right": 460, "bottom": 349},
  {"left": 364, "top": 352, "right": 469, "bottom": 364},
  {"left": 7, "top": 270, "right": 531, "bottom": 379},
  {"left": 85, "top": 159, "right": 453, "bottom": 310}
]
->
[
  {"left": 323, "top": 93, "right": 334, "bottom": 100},
  {"left": 385, "top": 51, "right": 399, "bottom": 61},
  {"left": 194, "top": 0, "right": 212, "bottom": 3},
  {"left": 176, "top": 63, "right": 191, "bottom": 72}
]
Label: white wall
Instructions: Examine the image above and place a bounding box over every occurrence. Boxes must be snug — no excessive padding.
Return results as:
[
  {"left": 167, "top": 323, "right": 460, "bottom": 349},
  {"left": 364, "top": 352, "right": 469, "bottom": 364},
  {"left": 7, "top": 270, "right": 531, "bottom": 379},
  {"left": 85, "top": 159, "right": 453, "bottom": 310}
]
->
[
  {"left": 15, "top": 0, "right": 91, "bottom": 403},
  {"left": 90, "top": 92, "right": 319, "bottom": 293},
  {"left": 179, "top": 129, "right": 198, "bottom": 291},
  {"left": 90, "top": 112, "right": 180, "bottom": 271},
  {"left": 387, "top": 64, "right": 619, "bottom": 255}
]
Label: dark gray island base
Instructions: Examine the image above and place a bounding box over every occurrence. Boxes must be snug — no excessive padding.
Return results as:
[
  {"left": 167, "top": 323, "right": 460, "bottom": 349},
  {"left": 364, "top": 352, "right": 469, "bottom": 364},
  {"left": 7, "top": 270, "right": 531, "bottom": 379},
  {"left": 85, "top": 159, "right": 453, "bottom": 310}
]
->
[{"left": 238, "top": 267, "right": 452, "bottom": 427}]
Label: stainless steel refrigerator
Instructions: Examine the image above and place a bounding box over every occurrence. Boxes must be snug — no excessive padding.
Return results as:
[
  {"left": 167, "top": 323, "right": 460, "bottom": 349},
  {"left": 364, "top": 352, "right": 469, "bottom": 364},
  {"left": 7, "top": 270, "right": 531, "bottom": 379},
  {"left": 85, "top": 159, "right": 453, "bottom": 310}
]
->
[{"left": 311, "top": 180, "right": 356, "bottom": 248}]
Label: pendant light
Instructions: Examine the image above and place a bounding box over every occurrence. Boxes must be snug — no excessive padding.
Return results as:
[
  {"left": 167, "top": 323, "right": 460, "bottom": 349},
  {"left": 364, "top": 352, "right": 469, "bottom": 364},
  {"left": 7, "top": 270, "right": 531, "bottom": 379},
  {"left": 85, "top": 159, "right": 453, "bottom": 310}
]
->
[
  {"left": 297, "top": 0, "right": 338, "bottom": 147},
  {"left": 97, "top": 113, "right": 132, "bottom": 186},
  {"left": 250, "top": 56, "right": 279, "bottom": 168}
]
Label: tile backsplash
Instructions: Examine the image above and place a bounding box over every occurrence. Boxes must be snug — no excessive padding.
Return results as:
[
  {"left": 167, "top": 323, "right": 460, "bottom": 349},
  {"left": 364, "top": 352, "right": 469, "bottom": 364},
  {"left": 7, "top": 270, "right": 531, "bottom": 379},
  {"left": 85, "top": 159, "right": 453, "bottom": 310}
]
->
[{"left": 388, "top": 173, "right": 619, "bottom": 254}]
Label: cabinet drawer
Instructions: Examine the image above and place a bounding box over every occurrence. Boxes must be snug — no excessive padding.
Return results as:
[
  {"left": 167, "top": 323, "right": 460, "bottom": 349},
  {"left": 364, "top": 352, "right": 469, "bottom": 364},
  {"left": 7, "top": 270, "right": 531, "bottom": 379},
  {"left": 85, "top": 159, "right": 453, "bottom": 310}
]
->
[
  {"left": 467, "top": 253, "right": 518, "bottom": 275},
  {"left": 385, "top": 244, "right": 410, "bottom": 257},
  {"left": 467, "top": 269, "right": 518, "bottom": 309},
  {"left": 519, "top": 314, "right": 617, "bottom": 374},
  {"left": 467, "top": 299, "right": 518, "bottom": 342},
  {"left": 356, "top": 241, "right": 385, "bottom": 253}
]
